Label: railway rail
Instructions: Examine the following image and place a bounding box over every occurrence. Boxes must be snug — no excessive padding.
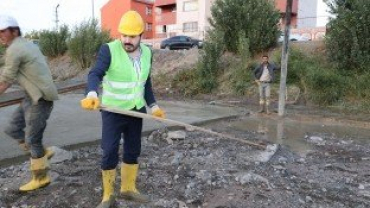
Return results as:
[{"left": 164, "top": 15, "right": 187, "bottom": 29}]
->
[{"left": 0, "top": 80, "right": 86, "bottom": 108}]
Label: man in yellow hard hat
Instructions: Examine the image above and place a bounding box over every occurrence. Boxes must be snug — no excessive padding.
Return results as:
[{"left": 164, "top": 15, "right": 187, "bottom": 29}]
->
[
  {"left": 0, "top": 15, "right": 57, "bottom": 192},
  {"left": 80, "top": 10, "right": 165, "bottom": 207}
]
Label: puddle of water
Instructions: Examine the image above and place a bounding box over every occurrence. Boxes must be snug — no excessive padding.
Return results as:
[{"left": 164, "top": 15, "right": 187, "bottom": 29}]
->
[{"left": 227, "top": 116, "right": 370, "bottom": 156}]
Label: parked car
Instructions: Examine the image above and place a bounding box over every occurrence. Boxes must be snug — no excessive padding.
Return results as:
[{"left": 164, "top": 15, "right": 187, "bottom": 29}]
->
[
  {"left": 278, "top": 34, "right": 311, "bottom": 42},
  {"left": 160, "top": 35, "right": 203, "bottom": 50}
]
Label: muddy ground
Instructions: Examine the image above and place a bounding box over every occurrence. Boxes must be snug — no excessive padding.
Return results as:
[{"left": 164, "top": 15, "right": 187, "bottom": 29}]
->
[
  {"left": 0, "top": 113, "right": 369, "bottom": 208},
  {"left": 1, "top": 43, "right": 369, "bottom": 207}
]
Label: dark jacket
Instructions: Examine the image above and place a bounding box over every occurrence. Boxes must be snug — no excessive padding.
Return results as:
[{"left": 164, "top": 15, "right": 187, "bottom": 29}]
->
[
  {"left": 254, "top": 62, "right": 276, "bottom": 82},
  {"left": 87, "top": 44, "right": 156, "bottom": 107}
]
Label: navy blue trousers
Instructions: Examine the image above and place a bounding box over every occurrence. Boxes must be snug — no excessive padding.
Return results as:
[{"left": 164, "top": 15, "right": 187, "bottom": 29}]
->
[{"left": 100, "top": 107, "right": 146, "bottom": 170}]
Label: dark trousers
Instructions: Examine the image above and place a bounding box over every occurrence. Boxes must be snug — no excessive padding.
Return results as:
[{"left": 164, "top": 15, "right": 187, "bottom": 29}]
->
[
  {"left": 100, "top": 107, "right": 145, "bottom": 170},
  {"left": 4, "top": 95, "right": 53, "bottom": 158}
]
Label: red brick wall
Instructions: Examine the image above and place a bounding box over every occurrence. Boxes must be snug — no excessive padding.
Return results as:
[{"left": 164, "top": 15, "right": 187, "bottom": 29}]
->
[
  {"left": 101, "top": 0, "right": 131, "bottom": 39},
  {"left": 132, "top": 1, "right": 154, "bottom": 39},
  {"left": 274, "top": 0, "right": 298, "bottom": 14},
  {"left": 101, "top": 0, "right": 154, "bottom": 39},
  {"left": 291, "top": 27, "right": 326, "bottom": 40}
]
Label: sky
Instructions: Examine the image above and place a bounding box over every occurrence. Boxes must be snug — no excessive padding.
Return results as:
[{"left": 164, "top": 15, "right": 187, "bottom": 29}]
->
[
  {"left": 316, "top": 0, "right": 332, "bottom": 26},
  {"left": 0, "top": 0, "right": 109, "bottom": 33},
  {"left": 1, "top": 0, "right": 332, "bottom": 34}
]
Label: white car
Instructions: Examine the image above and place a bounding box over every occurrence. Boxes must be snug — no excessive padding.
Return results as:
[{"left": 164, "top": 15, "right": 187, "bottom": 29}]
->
[{"left": 278, "top": 34, "right": 311, "bottom": 42}]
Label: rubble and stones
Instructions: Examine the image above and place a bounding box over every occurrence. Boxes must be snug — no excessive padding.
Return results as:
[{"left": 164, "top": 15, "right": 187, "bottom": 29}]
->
[{"left": 0, "top": 121, "right": 369, "bottom": 208}]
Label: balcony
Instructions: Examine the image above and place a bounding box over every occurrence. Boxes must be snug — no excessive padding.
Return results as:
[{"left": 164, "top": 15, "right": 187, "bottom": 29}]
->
[
  {"left": 155, "top": 0, "right": 176, "bottom": 7},
  {"left": 156, "top": 12, "right": 176, "bottom": 25},
  {"left": 274, "top": 0, "right": 298, "bottom": 15}
]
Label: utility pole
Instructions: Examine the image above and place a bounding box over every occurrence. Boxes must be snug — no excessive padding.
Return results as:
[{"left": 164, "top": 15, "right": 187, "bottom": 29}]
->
[
  {"left": 91, "top": 0, "right": 95, "bottom": 19},
  {"left": 278, "top": 0, "right": 293, "bottom": 116},
  {"left": 55, "top": 4, "right": 60, "bottom": 30}
]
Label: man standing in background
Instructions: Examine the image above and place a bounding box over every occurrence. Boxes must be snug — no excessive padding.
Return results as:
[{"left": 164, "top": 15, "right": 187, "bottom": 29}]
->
[{"left": 254, "top": 55, "right": 276, "bottom": 114}]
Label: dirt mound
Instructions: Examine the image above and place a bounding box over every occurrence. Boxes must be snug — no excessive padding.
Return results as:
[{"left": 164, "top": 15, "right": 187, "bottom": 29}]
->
[
  {"left": 152, "top": 48, "right": 200, "bottom": 76},
  {"left": 47, "top": 55, "right": 82, "bottom": 81},
  {"left": 47, "top": 49, "right": 200, "bottom": 82}
]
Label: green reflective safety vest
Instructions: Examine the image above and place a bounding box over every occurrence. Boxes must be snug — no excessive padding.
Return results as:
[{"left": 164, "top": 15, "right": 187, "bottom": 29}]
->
[{"left": 102, "top": 40, "right": 151, "bottom": 110}]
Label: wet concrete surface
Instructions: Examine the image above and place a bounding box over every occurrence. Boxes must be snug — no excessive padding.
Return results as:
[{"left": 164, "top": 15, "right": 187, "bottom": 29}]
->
[
  {"left": 206, "top": 113, "right": 370, "bottom": 156},
  {"left": 0, "top": 93, "right": 241, "bottom": 163}
]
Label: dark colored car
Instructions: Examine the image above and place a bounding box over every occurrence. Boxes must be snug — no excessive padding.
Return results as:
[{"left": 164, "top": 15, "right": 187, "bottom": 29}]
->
[{"left": 160, "top": 35, "right": 203, "bottom": 50}]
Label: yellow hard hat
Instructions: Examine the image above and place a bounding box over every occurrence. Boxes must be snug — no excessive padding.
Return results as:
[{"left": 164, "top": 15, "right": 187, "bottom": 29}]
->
[{"left": 118, "top": 10, "right": 144, "bottom": 36}]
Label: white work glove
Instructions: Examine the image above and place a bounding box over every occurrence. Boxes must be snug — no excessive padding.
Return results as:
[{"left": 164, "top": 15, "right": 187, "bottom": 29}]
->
[
  {"left": 80, "top": 91, "right": 100, "bottom": 110},
  {"left": 151, "top": 105, "right": 166, "bottom": 119}
]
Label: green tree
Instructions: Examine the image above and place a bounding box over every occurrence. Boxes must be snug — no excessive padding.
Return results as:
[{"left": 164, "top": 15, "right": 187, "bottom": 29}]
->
[
  {"left": 68, "top": 19, "right": 111, "bottom": 69},
  {"left": 197, "top": 29, "right": 225, "bottom": 92},
  {"left": 325, "top": 0, "right": 370, "bottom": 72},
  {"left": 209, "top": 0, "right": 280, "bottom": 54},
  {"left": 24, "top": 30, "right": 40, "bottom": 39},
  {"left": 39, "top": 25, "right": 70, "bottom": 57}
]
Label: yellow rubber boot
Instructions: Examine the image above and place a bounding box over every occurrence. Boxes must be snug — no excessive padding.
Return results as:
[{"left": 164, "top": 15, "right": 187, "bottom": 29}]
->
[
  {"left": 19, "top": 155, "right": 50, "bottom": 192},
  {"left": 96, "top": 169, "right": 116, "bottom": 208},
  {"left": 120, "top": 163, "right": 150, "bottom": 203},
  {"left": 44, "top": 147, "right": 55, "bottom": 160}
]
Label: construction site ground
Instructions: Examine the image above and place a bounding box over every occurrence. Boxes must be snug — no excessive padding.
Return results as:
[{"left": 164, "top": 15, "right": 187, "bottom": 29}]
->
[{"left": 0, "top": 45, "right": 369, "bottom": 208}]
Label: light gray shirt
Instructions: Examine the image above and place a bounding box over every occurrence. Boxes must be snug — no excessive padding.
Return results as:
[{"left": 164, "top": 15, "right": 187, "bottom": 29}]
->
[
  {"left": 0, "top": 37, "right": 58, "bottom": 103},
  {"left": 259, "top": 65, "right": 271, "bottom": 82}
]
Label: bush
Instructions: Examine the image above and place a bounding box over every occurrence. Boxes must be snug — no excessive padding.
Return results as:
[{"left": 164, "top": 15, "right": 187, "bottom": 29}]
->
[
  {"left": 171, "top": 68, "right": 201, "bottom": 96},
  {"left": 325, "top": 0, "right": 370, "bottom": 72},
  {"left": 209, "top": 0, "right": 280, "bottom": 54},
  {"left": 196, "top": 30, "right": 224, "bottom": 93},
  {"left": 68, "top": 19, "right": 111, "bottom": 70},
  {"left": 230, "top": 34, "right": 254, "bottom": 95},
  {"left": 347, "top": 72, "right": 370, "bottom": 100},
  {"left": 171, "top": 30, "right": 224, "bottom": 96},
  {"left": 39, "top": 25, "right": 70, "bottom": 57},
  {"left": 272, "top": 48, "right": 345, "bottom": 105},
  {"left": 305, "top": 67, "right": 346, "bottom": 105},
  {"left": 24, "top": 30, "right": 40, "bottom": 39},
  {"left": 230, "top": 61, "right": 255, "bottom": 95}
]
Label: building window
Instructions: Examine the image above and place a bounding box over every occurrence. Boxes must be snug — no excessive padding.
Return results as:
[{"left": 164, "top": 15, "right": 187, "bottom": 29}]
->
[
  {"left": 146, "top": 23, "right": 152, "bottom": 31},
  {"left": 146, "top": 6, "right": 152, "bottom": 15},
  {"left": 183, "top": 1, "right": 198, "bottom": 12},
  {"left": 183, "top": 22, "right": 198, "bottom": 32}
]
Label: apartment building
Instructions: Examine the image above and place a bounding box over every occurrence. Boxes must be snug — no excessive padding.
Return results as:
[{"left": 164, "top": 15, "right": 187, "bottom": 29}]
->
[
  {"left": 154, "top": 0, "right": 300, "bottom": 39},
  {"left": 101, "top": 0, "right": 306, "bottom": 40},
  {"left": 273, "top": 0, "right": 299, "bottom": 28},
  {"left": 101, "top": 0, "right": 155, "bottom": 39},
  {"left": 155, "top": 0, "right": 216, "bottom": 39},
  {"left": 297, "top": 0, "right": 330, "bottom": 28},
  {"left": 154, "top": 0, "right": 177, "bottom": 38}
]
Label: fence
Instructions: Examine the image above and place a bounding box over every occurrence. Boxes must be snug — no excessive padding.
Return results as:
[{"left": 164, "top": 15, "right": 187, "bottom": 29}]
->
[{"left": 291, "top": 27, "right": 326, "bottom": 40}]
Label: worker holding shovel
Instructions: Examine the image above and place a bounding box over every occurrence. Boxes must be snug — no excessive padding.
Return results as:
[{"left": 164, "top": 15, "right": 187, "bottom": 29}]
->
[{"left": 80, "top": 10, "right": 165, "bottom": 208}]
